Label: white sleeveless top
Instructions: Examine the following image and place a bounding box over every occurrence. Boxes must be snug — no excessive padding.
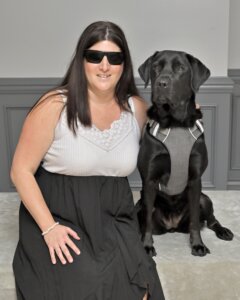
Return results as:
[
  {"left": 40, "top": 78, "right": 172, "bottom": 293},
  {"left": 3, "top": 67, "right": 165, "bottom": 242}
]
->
[{"left": 42, "top": 96, "right": 141, "bottom": 177}]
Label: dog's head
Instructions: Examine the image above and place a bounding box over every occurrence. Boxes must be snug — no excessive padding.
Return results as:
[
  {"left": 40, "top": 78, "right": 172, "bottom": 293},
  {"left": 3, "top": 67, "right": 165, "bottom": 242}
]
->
[{"left": 138, "top": 50, "right": 210, "bottom": 125}]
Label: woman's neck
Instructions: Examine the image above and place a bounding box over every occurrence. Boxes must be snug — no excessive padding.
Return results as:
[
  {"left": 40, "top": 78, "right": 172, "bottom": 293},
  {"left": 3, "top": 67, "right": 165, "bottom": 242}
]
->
[{"left": 88, "top": 90, "right": 116, "bottom": 107}]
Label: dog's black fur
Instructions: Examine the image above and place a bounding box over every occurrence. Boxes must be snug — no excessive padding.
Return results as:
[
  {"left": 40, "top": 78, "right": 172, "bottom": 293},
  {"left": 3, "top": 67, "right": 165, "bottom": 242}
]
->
[{"left": 136, "top": 50, "right": 234, "bottom": 257}]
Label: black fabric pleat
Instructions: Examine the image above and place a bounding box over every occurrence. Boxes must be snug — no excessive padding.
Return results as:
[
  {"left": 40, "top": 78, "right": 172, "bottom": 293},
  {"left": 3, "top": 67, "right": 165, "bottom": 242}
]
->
[{"left": 13, "top": 167, "right": 165, "bottom": 300}]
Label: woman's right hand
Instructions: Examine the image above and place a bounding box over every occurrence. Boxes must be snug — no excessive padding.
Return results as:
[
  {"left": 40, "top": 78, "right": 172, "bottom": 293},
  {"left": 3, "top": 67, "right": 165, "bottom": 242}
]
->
[{"left": 43, "top": 224, "right": 81, "bottom": 265}]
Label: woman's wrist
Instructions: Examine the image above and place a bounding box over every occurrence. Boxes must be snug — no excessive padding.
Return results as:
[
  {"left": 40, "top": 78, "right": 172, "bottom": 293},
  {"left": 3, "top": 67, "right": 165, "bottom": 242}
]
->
[{"left": 42, "top": 222, "right": 59, "bottom": 236}]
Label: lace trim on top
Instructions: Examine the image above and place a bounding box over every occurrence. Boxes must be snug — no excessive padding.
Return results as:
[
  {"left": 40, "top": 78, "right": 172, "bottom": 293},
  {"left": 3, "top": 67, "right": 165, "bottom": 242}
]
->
[
  {"left": 80, "top": 111, "right": 135, "bottom": 151},
  {"left": 58, "top": 108, "right": 138, "bottom": 152},
  {"left": 57, "top": 91, "right": 140, "bottom": 151}
]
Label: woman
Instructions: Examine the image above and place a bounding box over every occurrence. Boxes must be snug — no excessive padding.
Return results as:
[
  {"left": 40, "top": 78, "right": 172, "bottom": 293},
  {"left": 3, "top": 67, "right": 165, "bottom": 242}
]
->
[{"left": 11, "top": 21, "right": 165, "bottom": 300}]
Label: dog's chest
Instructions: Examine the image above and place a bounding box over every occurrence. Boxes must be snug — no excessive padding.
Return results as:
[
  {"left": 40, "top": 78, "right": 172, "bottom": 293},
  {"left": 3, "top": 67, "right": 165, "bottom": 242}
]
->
[
  {"left": 149, "top": 120, "right": 203, "bottom": 195},
  {"left": 162, "top": 214, "right": 183, "bottom": 230}
]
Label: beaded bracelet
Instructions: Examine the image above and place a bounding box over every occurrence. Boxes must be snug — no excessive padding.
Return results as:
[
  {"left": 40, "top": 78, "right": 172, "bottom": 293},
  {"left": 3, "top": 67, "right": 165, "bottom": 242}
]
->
[{"left": 42, "top": 222, "right": 59, "bottom": 236}]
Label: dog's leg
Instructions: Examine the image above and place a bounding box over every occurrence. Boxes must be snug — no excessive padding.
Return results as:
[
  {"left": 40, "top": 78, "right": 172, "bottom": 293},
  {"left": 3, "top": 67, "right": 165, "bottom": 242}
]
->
[
  {"left": 152, "top": 206, "right": 168, "bottom": 235},
  {"left": 188, "top": 180, "right": 210, "bottom": 256},
  {"left": 141, "top": 183, "right": 157, "bottom": 256},
  {"left": 200, "top": 193, "right": 234, "bottom": 241}
]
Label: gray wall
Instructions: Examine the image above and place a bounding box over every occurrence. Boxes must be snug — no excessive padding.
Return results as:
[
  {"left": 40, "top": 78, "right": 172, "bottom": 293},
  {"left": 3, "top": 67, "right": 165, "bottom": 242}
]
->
[
  {"left": 229, "top": 0, "right": 240, "bottom": 68},
  {"left": 0, "top": 0, "right": 230, "bottom": 77},
  {"left": 228, "top": 70, "right": 240, "bottom": 189}
]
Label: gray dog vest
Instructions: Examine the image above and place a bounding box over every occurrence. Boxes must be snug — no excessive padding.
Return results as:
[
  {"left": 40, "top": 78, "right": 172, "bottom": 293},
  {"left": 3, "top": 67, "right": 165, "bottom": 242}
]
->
[{"left": 148, "top": 120, "right": 204, "bottom": 195}]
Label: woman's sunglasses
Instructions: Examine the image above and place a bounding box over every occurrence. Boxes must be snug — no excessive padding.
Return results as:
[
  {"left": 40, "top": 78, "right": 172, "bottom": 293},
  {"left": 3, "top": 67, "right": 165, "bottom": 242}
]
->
[{"left": 84, "top": 50, "right": 124, "bottom": 65}]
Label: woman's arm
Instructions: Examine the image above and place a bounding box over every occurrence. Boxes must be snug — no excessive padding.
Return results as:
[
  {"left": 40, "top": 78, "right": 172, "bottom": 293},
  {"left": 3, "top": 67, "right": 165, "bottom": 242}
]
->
[
  {"left": 11, "top": 92, "right": 80, "bottom": 264},
  {"left": 11, "top": 93, "right": 64, "bottom": 231}
]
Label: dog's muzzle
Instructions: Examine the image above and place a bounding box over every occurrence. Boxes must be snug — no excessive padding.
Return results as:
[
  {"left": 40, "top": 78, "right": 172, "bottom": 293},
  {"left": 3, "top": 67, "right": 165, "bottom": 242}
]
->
[{"left": 158, "top": 76, "right": 171, "bottom": 89}]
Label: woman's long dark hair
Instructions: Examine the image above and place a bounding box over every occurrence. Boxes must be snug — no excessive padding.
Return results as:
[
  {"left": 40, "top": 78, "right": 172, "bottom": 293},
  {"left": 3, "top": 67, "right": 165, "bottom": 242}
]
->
[{"left": 55, "top": 21, "right": 139, "bottom": 133}]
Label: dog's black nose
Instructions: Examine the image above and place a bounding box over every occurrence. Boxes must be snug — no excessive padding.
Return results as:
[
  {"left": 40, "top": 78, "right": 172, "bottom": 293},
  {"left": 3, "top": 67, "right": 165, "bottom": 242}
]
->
[{"left": 159, "top": 76, "right": 170, "bottom": 88}]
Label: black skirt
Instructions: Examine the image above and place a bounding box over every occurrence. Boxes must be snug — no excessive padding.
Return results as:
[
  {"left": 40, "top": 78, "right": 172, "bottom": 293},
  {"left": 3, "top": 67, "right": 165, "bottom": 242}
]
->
[{"left": 13, "top": 167, "right": 165, "bottom": 300}]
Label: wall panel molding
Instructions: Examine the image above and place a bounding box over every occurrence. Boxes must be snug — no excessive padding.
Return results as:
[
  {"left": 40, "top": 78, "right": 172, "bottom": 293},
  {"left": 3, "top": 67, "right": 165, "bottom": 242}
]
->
[
  {"left": 0, "top": 78, "right": 61, "bottom": 94},
  {"left": 203, "top": 105, "right": 217, "bottom": 188},
  {"left": 228, "top": 69, "right": 240, "bottom": 189}
]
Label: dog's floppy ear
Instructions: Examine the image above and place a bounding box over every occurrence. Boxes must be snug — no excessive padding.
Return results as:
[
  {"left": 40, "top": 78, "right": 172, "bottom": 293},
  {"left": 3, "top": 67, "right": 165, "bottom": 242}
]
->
[
  {"left": 186, "top": 54, "right": 210, "bottom": 92},
  {"left": 138, "top": 51, "right": 159, "bottom": 88}
]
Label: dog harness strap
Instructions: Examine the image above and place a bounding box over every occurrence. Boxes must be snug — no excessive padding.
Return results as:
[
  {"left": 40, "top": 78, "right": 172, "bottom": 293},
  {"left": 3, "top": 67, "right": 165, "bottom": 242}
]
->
[
  {"left": 148, "top": 120, "right": 204, "bottom": 195},
  {"left": 188, "top": 120, "right": 204, "bottom": 140}
]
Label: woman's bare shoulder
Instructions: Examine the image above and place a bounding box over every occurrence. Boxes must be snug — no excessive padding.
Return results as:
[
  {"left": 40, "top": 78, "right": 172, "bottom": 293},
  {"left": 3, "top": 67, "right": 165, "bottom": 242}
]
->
[
  {"left": 27, "top": 90, "right": 66, "bottom": 123},
  {"left": 11, "top": 90, "right": 66, "bottom": 174},
  {"left": 131, "top": 96, "right": 149, "bottom": 131},
  {"left": 131, "top": 95, "right": 148, "bottom": 109},
  {"left": 31, "top": 90, "right": 65, "bottom": 111}
]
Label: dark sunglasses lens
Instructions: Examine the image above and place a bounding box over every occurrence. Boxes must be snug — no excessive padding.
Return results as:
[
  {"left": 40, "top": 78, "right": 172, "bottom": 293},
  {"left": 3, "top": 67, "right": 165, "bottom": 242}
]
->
[
  {"left": 84, "top": 50, "right": 124, "bottom": 65},
  {"left": 107, "top": 53, "right": 124, "bottom": 65},
  {"left": 84, "top": 51, "right": 103, "bottom": 63}
]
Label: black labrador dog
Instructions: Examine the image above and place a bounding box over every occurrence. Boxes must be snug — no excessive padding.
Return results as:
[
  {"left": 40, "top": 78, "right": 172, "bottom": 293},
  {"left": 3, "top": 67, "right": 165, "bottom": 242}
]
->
[{"left": 136, "top": 50, "right": 234, "bottom": 257}]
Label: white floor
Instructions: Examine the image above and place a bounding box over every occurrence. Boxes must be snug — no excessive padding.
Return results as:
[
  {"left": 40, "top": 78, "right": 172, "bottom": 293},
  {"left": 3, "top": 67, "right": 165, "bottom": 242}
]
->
[{"left": 1, "top": 191, "right": 240, "bottom": 300}]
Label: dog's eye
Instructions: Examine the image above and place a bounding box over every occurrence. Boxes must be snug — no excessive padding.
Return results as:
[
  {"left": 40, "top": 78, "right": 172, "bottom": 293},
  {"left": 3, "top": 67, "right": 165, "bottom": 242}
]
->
[
  {"left": 175, "top": 64, "right": 185, "bottom": 72},
  {"left": 152, "top": 66, "right": 162, "bottom": 75},
  {"left": 153, "top": 61, "right": 164, "bottom": 73}
]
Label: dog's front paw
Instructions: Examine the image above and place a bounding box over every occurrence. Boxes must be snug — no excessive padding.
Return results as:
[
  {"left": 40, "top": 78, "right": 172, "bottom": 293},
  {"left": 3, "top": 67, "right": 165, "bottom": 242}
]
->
[
  {"left": 191, "top": 243, "right": 210, "bottom": 257},
  {"left": 216, "top": 227, "right": 234, "bottom": 241},
  {"left": 142, "top": 232, "right": 157, "bottom": 257},
  {"left": 144, "top": 245, "right": 157, "bottom": 257},
  {"left": 208, "top": 221, "right": 234, "bottom": 241}
]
